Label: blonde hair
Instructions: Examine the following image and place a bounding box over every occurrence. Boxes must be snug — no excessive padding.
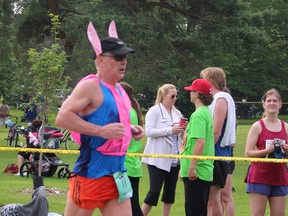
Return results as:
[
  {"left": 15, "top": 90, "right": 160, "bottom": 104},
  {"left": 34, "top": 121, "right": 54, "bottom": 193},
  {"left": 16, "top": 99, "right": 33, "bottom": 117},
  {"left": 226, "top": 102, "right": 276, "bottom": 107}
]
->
[
  {"left": 262, "top": 88, "right": 282, "bottom": 102},
  {"left": 155, "top": 84, "right": 176, "bottom": 105},
  {"left": 262, "top": 88, "right": 282, "bottom": 118},
  {"left": 200, "top": 67, "right": 226, "bottom": 91}
]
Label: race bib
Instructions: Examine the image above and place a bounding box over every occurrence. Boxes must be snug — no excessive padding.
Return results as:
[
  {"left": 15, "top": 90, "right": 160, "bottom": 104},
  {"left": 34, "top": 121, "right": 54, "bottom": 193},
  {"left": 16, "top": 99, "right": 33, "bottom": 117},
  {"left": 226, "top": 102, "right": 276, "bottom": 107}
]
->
[{"left": 113, "top": 171, "right": 133, "bottom": 202}]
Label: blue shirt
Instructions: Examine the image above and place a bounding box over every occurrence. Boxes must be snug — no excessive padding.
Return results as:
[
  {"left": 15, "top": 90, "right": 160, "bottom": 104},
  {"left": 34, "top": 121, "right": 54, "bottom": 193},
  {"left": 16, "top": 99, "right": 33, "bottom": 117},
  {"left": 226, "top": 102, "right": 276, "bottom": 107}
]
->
[
  {"left": 215, "top": 119, "right": 232, "bottom": 160},
  {"left": 72, "top": 81, "right": 127, "bottom": 178}
]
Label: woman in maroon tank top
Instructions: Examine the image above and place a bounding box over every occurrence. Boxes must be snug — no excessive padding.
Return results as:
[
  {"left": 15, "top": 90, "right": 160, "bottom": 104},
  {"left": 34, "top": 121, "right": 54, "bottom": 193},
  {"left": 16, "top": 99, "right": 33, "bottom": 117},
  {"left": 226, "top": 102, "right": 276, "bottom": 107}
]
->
[{"left": 245, "top": 88, "right": 288, "bottom": 216}]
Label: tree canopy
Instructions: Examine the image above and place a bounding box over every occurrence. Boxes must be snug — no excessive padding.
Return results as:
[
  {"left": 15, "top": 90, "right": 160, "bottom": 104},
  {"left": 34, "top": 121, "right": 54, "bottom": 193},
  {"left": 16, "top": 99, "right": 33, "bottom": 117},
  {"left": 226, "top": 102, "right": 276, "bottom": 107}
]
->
[{"left": 1, "top": 0, "right": 287, "bottom": 116}]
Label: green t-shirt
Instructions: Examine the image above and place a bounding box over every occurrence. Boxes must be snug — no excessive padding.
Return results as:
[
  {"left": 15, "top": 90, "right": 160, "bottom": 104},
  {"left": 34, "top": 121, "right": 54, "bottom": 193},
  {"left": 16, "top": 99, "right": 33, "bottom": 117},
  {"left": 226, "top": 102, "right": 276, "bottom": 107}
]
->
[
  {"left": 124, "top": 108, "right": 143, "bottom": 178},
  {"left": 180, "top": 106, "right": 214, "bottom": 181}
]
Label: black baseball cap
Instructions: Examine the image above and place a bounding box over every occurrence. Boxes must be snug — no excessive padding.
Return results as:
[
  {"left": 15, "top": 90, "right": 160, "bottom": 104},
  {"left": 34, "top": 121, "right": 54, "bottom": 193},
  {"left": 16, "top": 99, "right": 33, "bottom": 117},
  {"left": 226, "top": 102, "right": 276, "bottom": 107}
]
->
[
  {"left": 101, "top": 37, "right": 135, "bottom": 55},
  {"left": 92, "top": 37, "right": 135, "bottom": 59}
]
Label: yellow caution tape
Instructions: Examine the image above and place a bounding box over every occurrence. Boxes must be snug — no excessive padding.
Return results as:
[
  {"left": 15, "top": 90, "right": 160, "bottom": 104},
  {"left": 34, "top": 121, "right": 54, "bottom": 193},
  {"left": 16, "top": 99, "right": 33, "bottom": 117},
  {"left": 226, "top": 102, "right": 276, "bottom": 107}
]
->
[
  {"left": 0, "top": 147, "right": 79, "bottom": 155},
  {"left": 0, "top": 147, "right": 287, "bottom": 163},
  {"left": 126, "top": 153, "right": 288, "bottom": 163}
]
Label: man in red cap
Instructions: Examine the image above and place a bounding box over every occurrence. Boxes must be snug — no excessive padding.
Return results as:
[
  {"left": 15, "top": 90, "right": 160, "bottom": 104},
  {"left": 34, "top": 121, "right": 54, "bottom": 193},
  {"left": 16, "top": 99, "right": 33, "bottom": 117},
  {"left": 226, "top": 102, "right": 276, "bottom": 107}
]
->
[{"left": 180, "top": 78, "right": 215, "bottom": 216}]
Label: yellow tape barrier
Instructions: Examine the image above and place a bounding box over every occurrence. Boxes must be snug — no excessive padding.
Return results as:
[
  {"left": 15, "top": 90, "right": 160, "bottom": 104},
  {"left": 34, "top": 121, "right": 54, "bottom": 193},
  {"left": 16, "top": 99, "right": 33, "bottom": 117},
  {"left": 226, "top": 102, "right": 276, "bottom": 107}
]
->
[
  {"left": 0, "top": 147, "right": 287, "bottom": 163},
  {"left": 0, "top": 147, "right": 79, "bottom": 155}
]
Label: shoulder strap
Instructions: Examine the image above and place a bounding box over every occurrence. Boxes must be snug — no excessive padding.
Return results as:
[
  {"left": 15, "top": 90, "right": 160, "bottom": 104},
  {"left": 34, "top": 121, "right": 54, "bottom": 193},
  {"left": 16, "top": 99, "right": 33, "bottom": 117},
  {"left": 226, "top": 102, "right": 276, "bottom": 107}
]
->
[
  {"left": 259, "top": 119, "right": 265, "bottom": 128},
  {"left": 79, "top": 74, "right": 99, "bottom": 84}
]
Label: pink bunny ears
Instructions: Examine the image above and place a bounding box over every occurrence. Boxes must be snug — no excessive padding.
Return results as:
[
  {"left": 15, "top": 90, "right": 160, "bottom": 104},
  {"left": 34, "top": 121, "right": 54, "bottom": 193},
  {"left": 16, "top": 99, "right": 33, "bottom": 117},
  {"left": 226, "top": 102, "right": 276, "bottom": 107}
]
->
[
  {"left": 87, "top": 20, "right": 118, "bottom": 56},
  {"left": 108, "top": 20, "right": 118, "bottom": 38}
]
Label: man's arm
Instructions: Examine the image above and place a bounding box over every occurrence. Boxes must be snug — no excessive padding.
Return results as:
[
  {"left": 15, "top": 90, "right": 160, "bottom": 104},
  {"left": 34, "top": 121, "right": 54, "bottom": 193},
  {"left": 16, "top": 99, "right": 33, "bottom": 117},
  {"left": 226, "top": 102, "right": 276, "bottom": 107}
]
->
[
  {"left": 56, "top": 79, "right": 101, "bottom": 134},
  {"left": 213, "top": 98, "right": 227, "bottom": 144},
  {"left": 55, "top": 79, "right": 126, "bottom": 140},
  {"left": 188, "top": 138, "right": 205, "bottom": 180}
]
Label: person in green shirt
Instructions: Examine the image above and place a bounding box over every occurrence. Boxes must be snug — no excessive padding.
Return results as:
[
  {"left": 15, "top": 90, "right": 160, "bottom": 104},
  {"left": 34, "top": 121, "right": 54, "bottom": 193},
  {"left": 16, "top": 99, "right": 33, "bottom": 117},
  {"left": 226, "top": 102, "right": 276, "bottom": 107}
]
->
[
  {"left": 180, "top": 78, "right": 215, "bottom": 216},
  {"left": 120, "top": 82, "right": 144, "bottom": 216}
]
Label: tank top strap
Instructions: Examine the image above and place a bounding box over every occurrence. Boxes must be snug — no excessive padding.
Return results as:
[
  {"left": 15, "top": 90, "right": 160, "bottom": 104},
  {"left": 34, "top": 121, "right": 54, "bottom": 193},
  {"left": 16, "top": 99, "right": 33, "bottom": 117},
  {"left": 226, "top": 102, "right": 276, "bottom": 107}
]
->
[
  {"left": 259, "top": 119, "right": 286, "bottom": 134},
  {"left": 259, "top": 119, "right": 265, "bottom": 129},
  {"left": 280, "top": 120, "right": 285, "bottom": 133},
  {"left": 80, "top": 74, "right": 99, "bottom": 83}
]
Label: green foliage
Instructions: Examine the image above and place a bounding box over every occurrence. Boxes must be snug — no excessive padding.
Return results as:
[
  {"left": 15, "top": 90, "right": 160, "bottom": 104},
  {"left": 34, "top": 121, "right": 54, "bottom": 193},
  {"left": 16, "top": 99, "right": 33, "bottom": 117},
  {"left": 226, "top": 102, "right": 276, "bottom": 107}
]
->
[
  {"left": 0, "top": 60, "right": 19, "bottom": 102},
  {"left": 27, "top": 44, "right": 67, "bottom": 119},
  {"left": 0, "top": 0, "right": 18, "bottom": 102},
  {"left": 26, "top": 13, "right": 68, "bottom": 122},
  {"left": 2, "top": 0, "right": 288, "bottom": 112},
  {"left": 49, "top": 13, "right": 61, "bottom": 43}
]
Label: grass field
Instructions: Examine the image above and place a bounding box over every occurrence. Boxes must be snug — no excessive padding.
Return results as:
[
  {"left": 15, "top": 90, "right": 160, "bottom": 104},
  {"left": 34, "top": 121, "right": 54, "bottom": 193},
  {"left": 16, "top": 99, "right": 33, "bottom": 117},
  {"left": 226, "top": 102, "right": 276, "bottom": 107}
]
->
[{"left": 0, "top": 109, "right": 287, "bottom": 215}]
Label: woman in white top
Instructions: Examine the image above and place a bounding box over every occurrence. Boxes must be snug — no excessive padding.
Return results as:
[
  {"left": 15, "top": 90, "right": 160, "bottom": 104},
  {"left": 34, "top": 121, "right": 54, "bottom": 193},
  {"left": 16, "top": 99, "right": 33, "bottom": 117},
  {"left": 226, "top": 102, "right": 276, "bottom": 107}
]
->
[{"left": 141, "top": 84, "right": 186, "bottom": 216}]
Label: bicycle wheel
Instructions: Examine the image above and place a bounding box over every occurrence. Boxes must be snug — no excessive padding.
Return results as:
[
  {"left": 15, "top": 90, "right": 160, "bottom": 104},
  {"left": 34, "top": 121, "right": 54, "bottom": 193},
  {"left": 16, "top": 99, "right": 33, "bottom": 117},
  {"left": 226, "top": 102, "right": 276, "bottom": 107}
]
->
[
  {"left": 20, "top": 161, "right": 37, "bottom": 177},
  {"left": 6, "top": 128, "right": 14, "bottom": 147},
  {"left": 12, "top": 131, "right": 19, "bottom": 147},
  {"left": 65, "top": 132, "right": 79, "bottom": 150}
]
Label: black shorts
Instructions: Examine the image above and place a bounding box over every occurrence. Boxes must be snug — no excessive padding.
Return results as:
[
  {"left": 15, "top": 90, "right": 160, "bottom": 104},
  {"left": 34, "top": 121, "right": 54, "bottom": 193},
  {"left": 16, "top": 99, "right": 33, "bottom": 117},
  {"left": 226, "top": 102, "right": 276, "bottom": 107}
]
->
[
  {"left": 18, "top": 151, "right": 31, "bottom": 161},
  {"left": 211, "top": 160, "right": 230, "bottom": 188},
  {"left": 229, "top": 149, "right": 235, "bottom": 174},
  {"left": 229, "top": 161, "right": 235, "bottom": 174}
]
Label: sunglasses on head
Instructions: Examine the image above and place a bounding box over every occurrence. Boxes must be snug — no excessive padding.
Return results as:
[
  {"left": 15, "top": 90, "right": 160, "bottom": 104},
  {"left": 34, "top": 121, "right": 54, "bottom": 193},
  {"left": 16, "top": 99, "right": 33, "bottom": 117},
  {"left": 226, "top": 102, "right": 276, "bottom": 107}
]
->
[{"left": 100, "top": 54, "right": 127, "bottom": 62}]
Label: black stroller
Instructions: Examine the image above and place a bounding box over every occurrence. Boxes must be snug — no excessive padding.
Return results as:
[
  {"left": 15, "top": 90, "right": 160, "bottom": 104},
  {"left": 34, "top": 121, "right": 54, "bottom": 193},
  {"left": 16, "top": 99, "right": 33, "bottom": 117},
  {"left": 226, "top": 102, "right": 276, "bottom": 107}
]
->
[{"left": 19, "top": 120, "right": 70, "bottom": 179}]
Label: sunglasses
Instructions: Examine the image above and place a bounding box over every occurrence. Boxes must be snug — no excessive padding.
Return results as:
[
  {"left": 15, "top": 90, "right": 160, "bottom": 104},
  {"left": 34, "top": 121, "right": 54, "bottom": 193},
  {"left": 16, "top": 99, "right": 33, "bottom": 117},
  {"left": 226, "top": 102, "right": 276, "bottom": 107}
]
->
[
  {"left": 100, "top": 54, "right": 127, "bottom": 62},
  {"left": 170, "top": 95, "right": 177, "bottom": 99}
]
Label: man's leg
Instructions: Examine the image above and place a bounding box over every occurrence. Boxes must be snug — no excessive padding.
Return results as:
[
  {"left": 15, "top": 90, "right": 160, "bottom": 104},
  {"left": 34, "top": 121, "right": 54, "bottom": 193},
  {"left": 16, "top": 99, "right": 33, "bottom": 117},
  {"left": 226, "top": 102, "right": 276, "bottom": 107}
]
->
[
  {"left": 64, "top": 198, "right": 94, "bottom": 216},
  {"left": 208, "top": 185, "right": 222, "bottom": 216},
  {"left": 100, "top": 198, "right": 132, "bottom": 216},
  {"left": 220, "top": 174, "right": 234, "bottom": 216}
]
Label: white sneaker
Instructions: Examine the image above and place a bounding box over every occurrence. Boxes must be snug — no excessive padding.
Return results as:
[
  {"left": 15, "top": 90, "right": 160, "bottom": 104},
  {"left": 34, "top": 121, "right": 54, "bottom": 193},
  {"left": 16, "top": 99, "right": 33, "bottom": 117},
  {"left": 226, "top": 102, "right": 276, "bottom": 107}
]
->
[{"left": 15, "top": 172, "right": 27, "bottom": 177}]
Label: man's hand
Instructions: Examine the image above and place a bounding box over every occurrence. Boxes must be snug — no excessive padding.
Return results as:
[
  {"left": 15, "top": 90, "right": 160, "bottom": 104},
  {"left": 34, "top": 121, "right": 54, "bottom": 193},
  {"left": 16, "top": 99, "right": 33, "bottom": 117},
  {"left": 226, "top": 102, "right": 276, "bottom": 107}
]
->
[
  {"left": 98, "top": 123, "right": 126, "bottom": 139},
  {"left": 188, "top": 166, "right": 198, "bottom": 181}
]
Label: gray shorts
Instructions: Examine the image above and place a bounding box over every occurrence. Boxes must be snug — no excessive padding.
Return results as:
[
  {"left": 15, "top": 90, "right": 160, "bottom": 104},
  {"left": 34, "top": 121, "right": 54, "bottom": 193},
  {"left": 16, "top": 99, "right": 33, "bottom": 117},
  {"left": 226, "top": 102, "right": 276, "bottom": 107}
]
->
[{"left": 246, "top": 183, "right": 288, "bottom": 197}]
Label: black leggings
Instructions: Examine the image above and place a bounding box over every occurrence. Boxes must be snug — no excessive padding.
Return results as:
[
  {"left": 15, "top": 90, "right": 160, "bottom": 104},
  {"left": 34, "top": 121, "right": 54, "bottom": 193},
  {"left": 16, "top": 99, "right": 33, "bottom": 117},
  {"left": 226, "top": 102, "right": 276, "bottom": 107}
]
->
[
  {"left": 129, "top": 176, "right": 143, "bottom": 216},
  {"left": 144, "top": 164, "right": 180, "bottom": 206}
]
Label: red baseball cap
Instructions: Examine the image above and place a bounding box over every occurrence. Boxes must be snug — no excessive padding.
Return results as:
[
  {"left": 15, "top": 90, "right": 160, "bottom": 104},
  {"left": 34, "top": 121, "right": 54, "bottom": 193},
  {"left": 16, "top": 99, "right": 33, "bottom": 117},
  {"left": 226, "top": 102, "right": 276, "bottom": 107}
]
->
[{"left": 184, "top": 79, "right": 212, "bottom": 94}]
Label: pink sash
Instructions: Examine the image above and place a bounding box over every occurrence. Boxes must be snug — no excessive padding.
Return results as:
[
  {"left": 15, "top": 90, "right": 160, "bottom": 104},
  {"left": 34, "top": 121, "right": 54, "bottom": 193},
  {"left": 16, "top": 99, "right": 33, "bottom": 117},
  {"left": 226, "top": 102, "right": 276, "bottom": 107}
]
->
[{"left": 70, "top": 74, "right": 132, "bottom": 156}]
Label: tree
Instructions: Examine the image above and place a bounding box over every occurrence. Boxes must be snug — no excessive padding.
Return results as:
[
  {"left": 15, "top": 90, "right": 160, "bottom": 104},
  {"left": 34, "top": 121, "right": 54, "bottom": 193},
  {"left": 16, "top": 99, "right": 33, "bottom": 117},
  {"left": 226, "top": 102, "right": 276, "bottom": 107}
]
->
[
  {"left": 27, "top": 14, "right": 67, "bottom": 185},
  {"left": 3, "top": 0, "right": 288, "bottom": 114},
  {"left": 0, "top": 0, "right": 19, "bottom": 103}
]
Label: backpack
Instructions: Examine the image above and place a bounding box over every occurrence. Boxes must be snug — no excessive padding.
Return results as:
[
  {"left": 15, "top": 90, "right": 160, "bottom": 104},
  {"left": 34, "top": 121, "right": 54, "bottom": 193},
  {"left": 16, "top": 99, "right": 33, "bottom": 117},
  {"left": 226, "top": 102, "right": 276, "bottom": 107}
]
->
[{"left": 3, "top": 163, "right": 18, "bottom": 174}]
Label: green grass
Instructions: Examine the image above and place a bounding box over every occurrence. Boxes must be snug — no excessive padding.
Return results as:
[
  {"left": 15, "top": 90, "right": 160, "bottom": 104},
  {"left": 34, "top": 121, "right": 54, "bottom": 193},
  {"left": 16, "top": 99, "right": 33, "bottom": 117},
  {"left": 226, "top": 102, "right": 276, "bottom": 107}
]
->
[{"left": 0, "top": 108, "right": 287, "bottom": 215}]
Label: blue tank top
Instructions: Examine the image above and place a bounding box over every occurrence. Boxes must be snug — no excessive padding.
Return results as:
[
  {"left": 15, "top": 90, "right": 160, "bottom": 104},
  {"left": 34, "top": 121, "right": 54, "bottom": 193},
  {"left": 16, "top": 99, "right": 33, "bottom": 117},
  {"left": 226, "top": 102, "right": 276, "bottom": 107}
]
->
[
  {"left": 215, "top": 119, "right": 232, "bottom": 159},
  {"left": 72, "top": 81, "right": 126, "bottom": 178}
]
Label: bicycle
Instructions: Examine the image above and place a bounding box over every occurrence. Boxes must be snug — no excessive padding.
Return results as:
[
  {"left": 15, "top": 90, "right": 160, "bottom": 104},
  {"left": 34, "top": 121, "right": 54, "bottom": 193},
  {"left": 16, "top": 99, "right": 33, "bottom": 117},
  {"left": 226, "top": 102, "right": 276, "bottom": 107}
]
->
[
  {"left": 60, "top": 129, "right": 79, "bottom": 150},
  {"left": 5, "top": 115, "right": 28, "bottom": 147}
]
